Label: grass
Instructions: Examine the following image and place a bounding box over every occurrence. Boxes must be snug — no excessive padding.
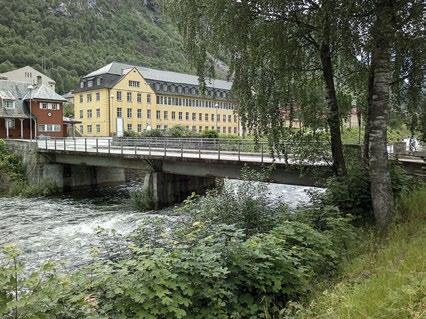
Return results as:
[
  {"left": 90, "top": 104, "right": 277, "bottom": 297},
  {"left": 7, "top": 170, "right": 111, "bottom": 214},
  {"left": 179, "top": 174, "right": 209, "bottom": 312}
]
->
[{"left": 292, "top": 185, "right": 426, "bottom": 319}]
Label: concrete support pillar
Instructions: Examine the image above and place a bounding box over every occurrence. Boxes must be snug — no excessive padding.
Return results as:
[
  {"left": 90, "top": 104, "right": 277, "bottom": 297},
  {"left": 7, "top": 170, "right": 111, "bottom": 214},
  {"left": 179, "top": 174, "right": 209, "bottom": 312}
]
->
[
  {"left": 143, "top": 171, "right": 216, "bottom": 209},
  {"left": 20, "top": 119, "right": 24, "bottom": 139},
  {"left": 5, "top": 118, "right": 9, "bottom": 139}
]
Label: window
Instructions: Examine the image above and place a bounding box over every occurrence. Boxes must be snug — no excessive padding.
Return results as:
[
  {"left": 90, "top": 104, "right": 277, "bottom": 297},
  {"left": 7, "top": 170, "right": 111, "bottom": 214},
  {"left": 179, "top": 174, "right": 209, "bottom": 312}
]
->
[
  {"left": 127, "top": 108, "right": 132, "bottom": 118},
  {"left": 211, "top": 114, "right": 215, "bottom": 121},
  {"left": 127, "top": 92, "right": 132, "bottom": 102},
  {"left": 223, "top": 127, "right": 226, "bottom": 133},
  {"left": 96, "top": 124, "right": 101, "bottom": 133},
  {"left": 127, "top": 124, "right": 132, "bottom": 131},
  {"left": 80, "top": 82, "right": 84, "bottom": 89},
  {"left": 234, "top": 127, "right": 237, "bottom": 134},
  {"left": 96, "top": 92, "right": 100, "bottom": 101},
  {"left": 205, "top": 126, "right": 209, "bottom": 131},
  {"left": 216, "top": 126, "right": 220, "bottom": 132},
  {"left": 163, "top": 125, "right": 168, "bottom": 129},
  {"left": 156, "top": 110, "right": 161, "bottom": 120},
  {"left": 117, "top": 91, "right": 122, "bottom": 101},
  {"left": 234, "top": 115, "right": 237, "bottom": 122},
  {"left": 228, "top": 115, "right": 232, "bottom": 122},
  {"left": 87, "top": 94, "right": 92, "bottom": 102},
  {"left": 6, "top": 119, "right": 15, "bottom": 129},
  {"left": 199, "top": 113, "right": 202, "bottom": 121},
  {"left": 79, "top": 95, "right": 83, "bottom": 103},
  {"left": 96, "top": 109, "right": 100, "bottom": 118},
  {"left": 185, "top": 112, "right": 189, "bottom": 120},
  {"left": 164, "top": 111, "right": 168, "bottom": 120},
  {"left": 228, "top": 127, "right": 231, "bottom": 134},
  {"left": 205, "top": 113, "right": 209, "bottom": 121},
  {"left": 156, "top": 95, "right": 160, "bottom": 104},
  {"left": 217, "top": 114, "right": 220, "bottom": 122},
  {"left": 38, "top": 124, "right": 61, "bottom": 132},
  {"left": 147, "top": 94, "right": 151, "bottom": 104},
  {"left": 87, "top": 109, "right": 92, "bottom": 118},
  {"left": 129, "top": 80, "right": 140, "bottom": 87},
  {"left": 87, "top": 125, "right": 92, "bottom": 133},
  {"left": 155, "top": 83, "right": 160, "bottom": 90},
  {"left": 79, "top": 125, "right": 83, "bottom": 133},
  {"left": 192, "top": 113, "right": 196, "bottom": 121},
  {"left": 157, "top": 125, "right": 161, "bottom": 129},
  {"left": 223, "top": 114, "right": 226, "bottom": 122},
  {"left": 137, "top": 109, "right": 142, "bottom": 119},
  {"left": 172, "top": 111, "right": 176, "bottom": 120},
  {"left": 178, "top": 112, "right": 183, "bottom": 120},
  {"left": 163, "top": 84, "right": 168, "bottom": 91},
  {"left": 87, "top": 80, "right": 93, "bottom": 87},
  {"left": 199, "top": 126, "right": 203, "bottom": 132},
  {"left": 117, "top": 107, "right": 122, "bottom": 118},
  {"left": 137, "top": 124, "right": 142, "bottom": 132},
  {"left": 137, "top": 93, "right": 142, "bottom": 103},
  {"left": 192, "top": 126, "right": 196, "bottom": 132},
  {"left": 147, "top": 109, "right": 151, "bottom": 119},
  {"left": 79, "top": 110, "right": 83, "bottom": 119},
  {"left": 96, "top": 78, "right": 101, "bottom": 85}
]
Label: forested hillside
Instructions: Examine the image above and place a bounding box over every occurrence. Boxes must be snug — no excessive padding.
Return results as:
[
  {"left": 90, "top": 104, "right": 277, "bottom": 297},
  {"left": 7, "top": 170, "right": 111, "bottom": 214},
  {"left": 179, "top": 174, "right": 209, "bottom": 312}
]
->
[{"left": 0, "top": 0, "right": 190, "bottom": 93}]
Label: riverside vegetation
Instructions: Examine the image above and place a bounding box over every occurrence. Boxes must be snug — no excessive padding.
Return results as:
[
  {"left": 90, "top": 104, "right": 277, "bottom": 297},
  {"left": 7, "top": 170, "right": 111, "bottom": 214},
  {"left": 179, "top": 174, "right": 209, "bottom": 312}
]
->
[
  {"left": 0, "top": 140, "right": 57, "bottom": 197},
  {"left": 0, "top": 159, "right": 423, "bottom": 318}
]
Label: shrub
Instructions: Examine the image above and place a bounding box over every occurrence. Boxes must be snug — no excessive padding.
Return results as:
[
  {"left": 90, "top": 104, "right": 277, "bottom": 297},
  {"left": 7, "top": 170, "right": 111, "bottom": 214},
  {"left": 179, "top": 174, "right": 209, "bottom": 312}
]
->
[{"left": 201, "top": 129, "right": 219, "bottom": 138}]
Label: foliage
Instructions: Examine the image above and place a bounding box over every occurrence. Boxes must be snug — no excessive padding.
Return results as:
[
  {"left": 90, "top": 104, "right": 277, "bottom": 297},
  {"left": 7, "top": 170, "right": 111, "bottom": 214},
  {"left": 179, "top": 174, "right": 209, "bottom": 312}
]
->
[
  {"left": 314, "top": 161, "right": 414, "bottom": 224},
  {"left": 200, "top": 129, "right": 219, "bottom": 139},
  {"left": 0, "top": 140, "right": 26, "bottom": 187},
  {"left": 0, "top": 170, "right": 359, "bottom": 318},
  {"left": 289, "top": 184, "right": 426, "bottom": 319},
  {"left": 0, "top": 0, "right": 192, "bottom": 94}
]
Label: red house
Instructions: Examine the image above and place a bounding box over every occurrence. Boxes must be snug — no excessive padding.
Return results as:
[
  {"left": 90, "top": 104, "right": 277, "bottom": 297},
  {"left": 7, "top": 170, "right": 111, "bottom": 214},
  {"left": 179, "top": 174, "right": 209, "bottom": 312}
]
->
[{"left": 0, "top": 78, "right": 67, "bottom": 139}]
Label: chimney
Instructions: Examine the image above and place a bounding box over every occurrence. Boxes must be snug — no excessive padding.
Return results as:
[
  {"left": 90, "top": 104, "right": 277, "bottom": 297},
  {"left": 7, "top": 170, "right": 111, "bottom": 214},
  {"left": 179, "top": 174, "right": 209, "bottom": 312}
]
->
[{"left": 36, "top": 75, "right": 42, "bottom": 86}]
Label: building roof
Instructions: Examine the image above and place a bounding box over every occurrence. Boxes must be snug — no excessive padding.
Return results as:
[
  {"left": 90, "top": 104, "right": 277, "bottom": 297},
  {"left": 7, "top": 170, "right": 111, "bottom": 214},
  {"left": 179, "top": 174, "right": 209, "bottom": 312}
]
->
[
  {"left": 0, "top": 80, "right": 66, "bottom": 119},
  {"left": 0, "top": 80, "right": 31, "bottom": 119},
  {"left": 0, "top": 66, "right": 56, "bottom": 84},
  {"left": 26, "top": 84, "right": 67, "bottom": 102},
  {"left": 63, "top": 91, "right": 74, "bottom": 99},
  {"left": 83, "top": 62, "right": 233, "bottom": 90}
]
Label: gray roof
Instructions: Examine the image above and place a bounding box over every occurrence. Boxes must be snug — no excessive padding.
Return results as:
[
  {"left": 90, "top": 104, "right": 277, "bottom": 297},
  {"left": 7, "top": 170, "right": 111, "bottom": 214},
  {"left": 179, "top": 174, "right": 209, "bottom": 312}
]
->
[
  {"left": 63, "top": 91, "right": 74, "bottom": 99},
  {"left": 0, "top": 80, "right": 66, "bottom": 119},
  {"left": 26, "top": 84, "right": 67, "bottom": 102},
  {"left": 84, "top": 62, "right": 233, "bottom": 90},
  {"left": 0, "top": 80, "right": 30, "bottom": 118}
]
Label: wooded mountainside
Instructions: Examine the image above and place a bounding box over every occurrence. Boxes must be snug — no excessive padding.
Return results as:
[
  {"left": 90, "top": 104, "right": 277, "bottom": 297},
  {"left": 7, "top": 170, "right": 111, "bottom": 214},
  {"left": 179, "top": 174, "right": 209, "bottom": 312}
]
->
[{"left": 0, "top": 0, "right": 191, "bottom": 94}]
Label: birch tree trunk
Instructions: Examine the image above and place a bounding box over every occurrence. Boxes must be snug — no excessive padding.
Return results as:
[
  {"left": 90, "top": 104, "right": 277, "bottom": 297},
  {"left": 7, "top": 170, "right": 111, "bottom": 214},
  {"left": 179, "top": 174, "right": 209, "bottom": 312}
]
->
[
  {"left": 368, "top": 0, "right": 395, "bottom": 231},
  {"left": 320, "top": 42, "right": 347, "bottom": 177}
]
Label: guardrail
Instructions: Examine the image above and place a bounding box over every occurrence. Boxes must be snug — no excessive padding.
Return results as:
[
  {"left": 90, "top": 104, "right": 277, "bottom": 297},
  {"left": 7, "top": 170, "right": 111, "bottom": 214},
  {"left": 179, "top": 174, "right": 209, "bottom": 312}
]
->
[{"left": 36, "top": 137, "right": 333, "bottom": 165}]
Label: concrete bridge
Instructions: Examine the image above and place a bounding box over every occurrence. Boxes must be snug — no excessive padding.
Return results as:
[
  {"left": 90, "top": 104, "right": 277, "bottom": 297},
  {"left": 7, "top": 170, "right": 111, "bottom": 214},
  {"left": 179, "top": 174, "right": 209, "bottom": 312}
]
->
[{"left": 6, "top": 137, "right": 424, "bottom": 208}]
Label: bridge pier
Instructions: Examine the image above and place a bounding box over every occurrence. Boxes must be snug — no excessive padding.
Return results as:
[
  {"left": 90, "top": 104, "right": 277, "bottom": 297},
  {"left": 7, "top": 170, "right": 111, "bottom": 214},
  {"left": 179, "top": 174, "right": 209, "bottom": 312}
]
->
[{"left": 142, "top": 171, "right": 216, "bottom": 209}]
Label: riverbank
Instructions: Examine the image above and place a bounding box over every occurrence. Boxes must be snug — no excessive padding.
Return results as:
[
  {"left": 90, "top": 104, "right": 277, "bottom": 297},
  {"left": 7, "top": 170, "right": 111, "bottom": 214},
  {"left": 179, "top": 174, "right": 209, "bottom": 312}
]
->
[{"left": 292, "top": 185, "right": 426, "bottom": 318}]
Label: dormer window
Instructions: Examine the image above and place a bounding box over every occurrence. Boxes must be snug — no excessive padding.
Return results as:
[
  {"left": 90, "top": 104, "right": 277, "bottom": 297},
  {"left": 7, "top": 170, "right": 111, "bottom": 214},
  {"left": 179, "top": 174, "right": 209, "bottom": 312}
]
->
[
  {"left": 4, "top": 100, "right": 15, "bottom": 109},
  {"left": 80, "top": 82, "right": 84, "bottom": 88},
  {"left": 155, "top": 83, "right": 160, "bottom": 90},
  {"left": 87, "top": 80, "right": 93, "bottom": 88},
  {"left": 163, "top": 84, "right": 168, "bottom": 91},
  {"left": 96, "top": 78, "right": 101, "bottom": 85}
]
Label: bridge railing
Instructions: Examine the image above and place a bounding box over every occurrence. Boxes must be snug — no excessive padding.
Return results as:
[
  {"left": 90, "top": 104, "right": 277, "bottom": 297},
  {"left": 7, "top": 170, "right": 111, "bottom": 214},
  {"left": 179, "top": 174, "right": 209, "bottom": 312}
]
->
[{"left": 36, "top": 136, "right": 333, "bottom": 165}]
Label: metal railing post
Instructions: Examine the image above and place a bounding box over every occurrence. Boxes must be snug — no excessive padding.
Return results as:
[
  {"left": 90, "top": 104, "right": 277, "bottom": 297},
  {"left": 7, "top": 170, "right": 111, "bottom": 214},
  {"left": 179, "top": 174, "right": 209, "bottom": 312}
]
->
[
  {"left": 218, "top": 140, "right": 221, "bottom": 160},
  {"left": 121, "top": 139, "right": 123, "bottom": 155},
  {"left": 181, "top": 141, "right": 183, "bottom": 158},
  {"left": 96, "top": 138, "right": 98, "bottom": 153},
  {"left": 108, "top": 139, "right": 111, "bottom": 154},
  {"left": 135, "top": 142, "right": 137, "bottom": 155},
  {"left": 261, "top": 143, "right": 264, "bottom": 163},
  {"left": 74, "top": 138, "right": 76, "bottom": 151},
  {"left": 64, "top": 138, "right": 66, "bottom": 151},
  {"left": 238, "top": 141, "right": 241, "bottom": 161},
  {"left": 54, "top": 138, "right": 57, "bottom": 151},
  {"left": 199, "top": 141, "right": 201, "bottom": 159},
  {"left": 84, "top": 138, "right": 87, "bottom": 152},
  {"left": 149, "top": 140, "right": 151, "bottom": 156},
  {"left": 45, "top": 137, "right": 48, "bottom": 150},
  {"left": 164, "top": 140, "right": 166, "bottom": 158}
]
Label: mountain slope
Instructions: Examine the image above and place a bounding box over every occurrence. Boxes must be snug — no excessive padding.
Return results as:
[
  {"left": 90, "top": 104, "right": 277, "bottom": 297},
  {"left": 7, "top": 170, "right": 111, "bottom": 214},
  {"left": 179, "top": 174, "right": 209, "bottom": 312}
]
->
[{"left": 0, "top": 0, "right": 190, "bottom": 93}]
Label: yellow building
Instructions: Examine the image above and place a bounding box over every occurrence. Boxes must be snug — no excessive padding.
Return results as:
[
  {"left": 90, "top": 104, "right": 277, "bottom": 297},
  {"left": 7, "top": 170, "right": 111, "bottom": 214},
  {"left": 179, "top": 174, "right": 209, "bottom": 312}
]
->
[{"left": 73, "top": 62, "right": 240, "bottom": 137}]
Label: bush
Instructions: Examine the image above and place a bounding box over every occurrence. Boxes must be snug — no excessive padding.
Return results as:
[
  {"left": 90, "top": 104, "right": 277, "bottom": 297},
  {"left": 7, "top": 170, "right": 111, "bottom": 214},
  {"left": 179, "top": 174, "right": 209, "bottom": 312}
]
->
[{"left": 201, "top": 129, "right": 219, "bottom": 138}]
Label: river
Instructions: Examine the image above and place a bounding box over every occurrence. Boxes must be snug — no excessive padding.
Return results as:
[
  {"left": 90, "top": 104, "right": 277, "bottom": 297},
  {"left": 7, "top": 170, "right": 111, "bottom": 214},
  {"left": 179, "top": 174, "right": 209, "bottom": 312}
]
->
[{"left": 0, "top": 181, "right": 320, "bottom": 271}]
